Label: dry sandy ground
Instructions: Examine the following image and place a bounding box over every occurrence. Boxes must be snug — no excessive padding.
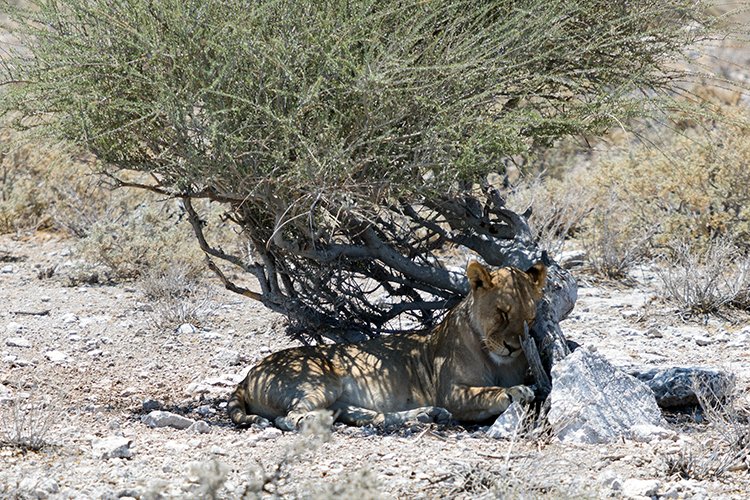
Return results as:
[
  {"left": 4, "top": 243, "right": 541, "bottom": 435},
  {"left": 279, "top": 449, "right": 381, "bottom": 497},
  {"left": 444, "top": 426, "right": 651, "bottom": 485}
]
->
[{"left": 1, "top": 233, "right": 749, "bottom": 499}]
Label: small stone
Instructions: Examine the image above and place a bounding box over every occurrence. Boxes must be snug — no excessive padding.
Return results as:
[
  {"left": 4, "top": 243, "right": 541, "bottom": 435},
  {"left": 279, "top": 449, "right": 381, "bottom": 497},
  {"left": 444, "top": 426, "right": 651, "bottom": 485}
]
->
[
  {"left": 120, "top": 387, "right": 138, "bottom": 397},
  {"left": 196, "top": 405, "right": 215, "bottom": 417},
  {"left": 6, "top": 336, "right": 31, "bottom": 348},
  {"left": 645, "top": 328, "right": 663, "bottom": 338},
  {"left": 486, "top": 401, "right": 527, "bottom": 439},
  {"left": 188, "top": 420, "right": 211, "bottom": 434},
  {"left": 93, "top": 436, "right": 133, "bottom": 459},
  {"left": 629, "top": 424, "right": 677, "bottom": 442},
  {"left": 68, "top": 334, "right": 81, "bottom": 342},
  {"left": 599, "top": 470, "right": 622, "bottom": 492},
  {"left": 142, "top": 399, "right": 163, "bottom": 412},
  {"left": 210, "top": 445, "right": 226, "bottom": 455},
  {"left": 177, "top": 323, "right": 197, "bottom": 334},
  {"left": 694, "top": 336, "right": 713, "bottom": 346},
  {"left": 45, "top": 350, "right": 68, "bottom": 363},
  {"left": 248, "top": 427, "right": 283, "bottom": 443},
  {"left": 6, "top": 322, "right": 23, "bottom": 334},
  {"left": 141, "top": 410, "right": 195, "bottom": 430},
  {"left": 60, "top": 313, "right": 78, "bottom": 324},
  {"left": 40, "top": 296, "right": 51, "bottom": 303},
  {"left": 622, "top": 478, "right": 660, "bottom": 498},
  {"left": 1, "top": 265, "right": 13, "bottom": 273}
]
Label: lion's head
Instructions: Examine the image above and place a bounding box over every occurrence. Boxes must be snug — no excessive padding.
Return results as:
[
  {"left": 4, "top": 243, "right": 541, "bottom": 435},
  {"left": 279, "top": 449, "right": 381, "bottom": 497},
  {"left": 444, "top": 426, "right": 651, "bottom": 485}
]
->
[{"left": 465, "top": 260, "right": 547, "bottom": 360}]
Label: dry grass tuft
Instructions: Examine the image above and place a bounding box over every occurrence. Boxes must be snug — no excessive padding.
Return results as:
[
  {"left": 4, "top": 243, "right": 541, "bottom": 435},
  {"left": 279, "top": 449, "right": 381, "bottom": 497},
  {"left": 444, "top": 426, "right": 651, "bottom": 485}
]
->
[
  {"left": 664, "top": 377, "right": 750, "bottom": 480},
  {"left": 0, "top": 381, "right": 55, "bottom": 452},
  {"left": 656, "top": 238, "right": 750, "bottom": 316}
]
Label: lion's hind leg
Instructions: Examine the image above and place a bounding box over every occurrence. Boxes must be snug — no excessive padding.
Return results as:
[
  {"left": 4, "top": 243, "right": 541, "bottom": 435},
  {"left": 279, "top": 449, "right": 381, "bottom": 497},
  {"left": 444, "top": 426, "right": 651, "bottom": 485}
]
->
[
  {"left": 273, "top": 382, "right": 345, "bottom": 431},
  {"left": 331, "top": 402, "right": 452, "bottom": 428}
]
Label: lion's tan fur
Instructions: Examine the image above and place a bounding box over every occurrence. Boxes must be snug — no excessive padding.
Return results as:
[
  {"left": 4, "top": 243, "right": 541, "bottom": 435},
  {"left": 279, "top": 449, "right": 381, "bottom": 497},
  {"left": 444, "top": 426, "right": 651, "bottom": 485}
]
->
[{"left": 228, "top": 261, "right": 547, "bottom": 429}]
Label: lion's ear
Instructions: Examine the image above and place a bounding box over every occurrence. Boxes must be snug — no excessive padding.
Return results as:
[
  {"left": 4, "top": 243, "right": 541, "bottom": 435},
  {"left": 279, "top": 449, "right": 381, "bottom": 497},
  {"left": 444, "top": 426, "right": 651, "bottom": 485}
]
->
[
  {"left": 467, "top": 260, "right": 492, "bottom": 291},
  {"left": 526, "top": 262, "right": 547, "bottom": 293}
]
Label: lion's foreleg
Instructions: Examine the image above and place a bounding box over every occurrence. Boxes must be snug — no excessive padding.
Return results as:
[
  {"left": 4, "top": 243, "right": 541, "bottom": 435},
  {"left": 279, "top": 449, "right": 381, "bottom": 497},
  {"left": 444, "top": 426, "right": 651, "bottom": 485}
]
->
[{"left": 445, "top": 384, "right": 534, "bottom": 421}]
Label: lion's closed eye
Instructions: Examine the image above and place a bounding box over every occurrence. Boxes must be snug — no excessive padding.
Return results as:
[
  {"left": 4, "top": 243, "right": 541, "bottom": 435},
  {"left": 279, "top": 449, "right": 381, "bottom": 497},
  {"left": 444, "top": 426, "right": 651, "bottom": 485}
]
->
[{"left": 496, "top": 309, "right": 509, "bottom": 325}]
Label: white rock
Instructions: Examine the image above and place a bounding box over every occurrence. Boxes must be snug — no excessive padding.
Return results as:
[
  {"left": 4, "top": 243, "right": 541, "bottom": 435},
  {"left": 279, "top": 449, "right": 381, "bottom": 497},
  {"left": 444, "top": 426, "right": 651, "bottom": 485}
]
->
[
  {"left": 6, "top": 336, "right": 30, "bottom": 348},
  {"left": 1, "top": 265, "right": 13, "bottom": 273},
  {"left": 548, "top": 348, "right": 664, "bottom": 444},
  {"left": 60, "top": 313, "right": 78, "bottom": 324},
  {"left": 248, "top": 427, "right": 283, "bottom": 443},
  {"left": 628, "top": 424, "right": 677, "bottom": 442},
  {"left": 93, "top": 436, "right": 133, "bottom": 459},
  {"left": 6, "top": 322, "right": 23, "bottom": 334},
  {"left": 622, "top": 478, "right": 660, "bottom": 498},
  {"left": 177, "top": 323, "right": 197, "bottom": 334},
  {"left": 210, "top": 445, "right": 226, "bottom": 455},
  {"left": 45, "top": 350, "right": 69, "bottom": 363},
  {"left": 141, "top": 410, "right": 195, "bottom": 430},
  {"left": 695, "top": 336, "right": 713, "bottom": 346},
  {"left": 188, "top": 420, "right": 211, "bottom": 434},
  {"left": 599, "top": 470, "right": 623, "bottom": 492},
  {"left": 120, "top": 387, "right": 139, "bottom": 397},
  {"left": 486, "top": 401, "right": 527, "bottom": 439}
]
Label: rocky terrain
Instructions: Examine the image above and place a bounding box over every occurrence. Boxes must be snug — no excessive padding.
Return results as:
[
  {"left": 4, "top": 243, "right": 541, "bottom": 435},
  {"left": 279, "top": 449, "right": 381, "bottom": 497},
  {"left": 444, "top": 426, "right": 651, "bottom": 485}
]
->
[{"left": 1, "top": 232, "right": 749, "bottom": 499}]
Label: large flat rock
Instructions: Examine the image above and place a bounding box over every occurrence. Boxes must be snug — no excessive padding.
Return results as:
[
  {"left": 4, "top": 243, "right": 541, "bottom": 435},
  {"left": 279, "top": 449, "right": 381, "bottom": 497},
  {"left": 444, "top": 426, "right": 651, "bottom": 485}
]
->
[{"left": 548, "top": 348, "right": 665, "bottom": 444}]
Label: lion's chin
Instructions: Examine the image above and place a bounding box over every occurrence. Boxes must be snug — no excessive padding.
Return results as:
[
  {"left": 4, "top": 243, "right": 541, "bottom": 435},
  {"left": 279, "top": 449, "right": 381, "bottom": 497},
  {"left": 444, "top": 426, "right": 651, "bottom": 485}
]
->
[{"left": 487, "top": 348, "right": 522, "bottom": 366}]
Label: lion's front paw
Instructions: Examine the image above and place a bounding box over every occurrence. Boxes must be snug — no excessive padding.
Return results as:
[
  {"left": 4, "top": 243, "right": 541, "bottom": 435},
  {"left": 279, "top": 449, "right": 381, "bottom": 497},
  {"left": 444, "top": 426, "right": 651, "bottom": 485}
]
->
[
  {"left": 274, "top": 415, "right": 299, "bottom": 431},
  {"left": 416, "top": 406, "right": 452, "bottom": 425},
  {"left": 507, "top": 385, "right": 535, "bottom": 405}
]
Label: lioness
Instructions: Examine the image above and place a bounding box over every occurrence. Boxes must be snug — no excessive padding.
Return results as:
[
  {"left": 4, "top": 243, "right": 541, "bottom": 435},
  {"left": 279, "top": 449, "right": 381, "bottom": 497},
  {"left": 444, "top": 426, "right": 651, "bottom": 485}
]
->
[{"left": 228, "top": 260, "right": 547, "bottom": 430}]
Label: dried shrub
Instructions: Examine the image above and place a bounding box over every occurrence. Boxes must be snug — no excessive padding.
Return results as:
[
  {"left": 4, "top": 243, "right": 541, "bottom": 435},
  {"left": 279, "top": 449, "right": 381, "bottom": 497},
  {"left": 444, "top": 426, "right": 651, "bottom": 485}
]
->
[
  {"left": 579, "top": 191, "right": 655, "bottom": 279},
  {"left": 656, "top": 238, "right": 750, "bottom": 316},
  {"left": 139, "top": 262, "right": 217, "bottom": 331},
  {"left": 0, "top": 382, "right": 55, "bottom": 452},
  {"left": 585, "top": 100, "right": 750, "bottom": 256},
  {"left": 664, "top": 377, "right": 750, "bottom": 480},
  {"left": 76, "top": 202, "right": 206, "bottom": 281},
  {"left": 504, "top": 171, "right": 594, "bottom": 259}
]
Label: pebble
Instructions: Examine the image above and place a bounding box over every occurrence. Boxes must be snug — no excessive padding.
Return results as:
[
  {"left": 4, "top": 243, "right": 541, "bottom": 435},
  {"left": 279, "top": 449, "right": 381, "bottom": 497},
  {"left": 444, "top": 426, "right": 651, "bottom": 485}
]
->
[
  {"left": 93, "top": 436, "right": 133, "bottom": 459},
  {"left": 628, "top": 424, "right": 677, "bottom": 442},
  {"left": 622, "top": 478, "right": 660, "bottom": 498},
  {"left": 177, "top": 323, "right": 197, "bottom": 335},
  {"left": 141, "top": 410, "right": 195, "bottom": 430},
  {"left": 45, "top": 350, "right": 69, "bottom": 363},
  {"left": 694, "top": 336, "right": 713, "bottom": 346},
  {"left": 645, "top": 327, "right": 663, "bottom": 338},
  {"left": 142, "top": 399, "right": 163, "bottom": 412},
  {"left": 60, "top": 313, "right": 79, "bottom": 324},
  {"left": 6, "top": 336, "right": 31, "bottom": 348},
  {"left": 1, "top": 264, "right": 13, "bottom": 273},
  {"left": 188, "top": 420, "right": 211, "bottom": 434},
  {"left": 248, "top": 427, "right": 283, "bottom": 443},
  {"left": 6, "top": 322, "right": 23, "bottom": 334},
  {"left": 120, "top": 387, "right": 139, "bottom": 397}
]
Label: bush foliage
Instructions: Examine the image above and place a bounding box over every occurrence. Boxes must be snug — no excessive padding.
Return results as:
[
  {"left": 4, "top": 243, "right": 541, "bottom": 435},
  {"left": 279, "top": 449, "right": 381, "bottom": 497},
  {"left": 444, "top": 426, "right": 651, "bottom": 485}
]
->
[{"left": 2, "top": 0, "right": 718, "bottom": 338}]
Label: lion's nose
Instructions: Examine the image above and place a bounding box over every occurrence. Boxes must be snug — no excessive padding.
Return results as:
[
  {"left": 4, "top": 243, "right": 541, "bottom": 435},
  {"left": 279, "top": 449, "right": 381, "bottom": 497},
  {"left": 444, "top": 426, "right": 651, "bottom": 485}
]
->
[{"left": 503, "top": 340, "right": 519, "bottom": 354}]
